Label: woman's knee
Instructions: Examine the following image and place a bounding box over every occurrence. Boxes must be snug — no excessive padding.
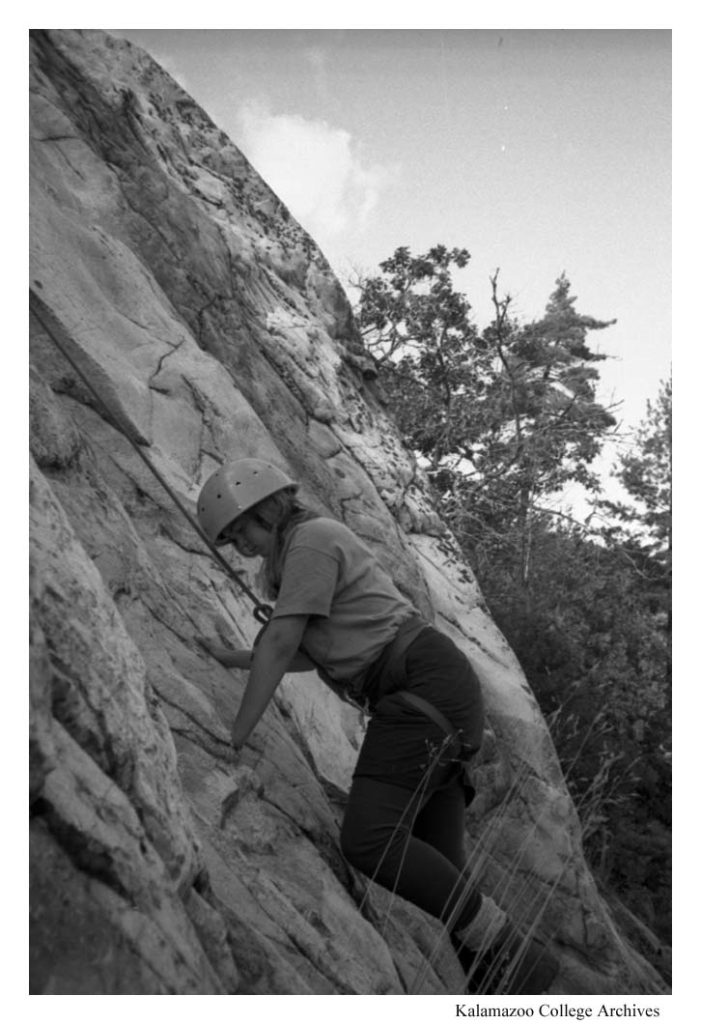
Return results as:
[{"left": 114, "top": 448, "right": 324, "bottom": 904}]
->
[
  {"left": 340, "top": 816, "right": 377, "bottom": 871},
  {"left": 340, "top": 811, "right": 404, "bottom": 874}
]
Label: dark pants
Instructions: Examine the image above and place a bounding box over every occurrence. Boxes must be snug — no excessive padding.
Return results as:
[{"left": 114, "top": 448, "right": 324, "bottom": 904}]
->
[
  {"left": 340, "top": 766, "right": 482, "bottom": 930},
  {"left": 340, "top": 627, "right": 483, "bottom": 931}
]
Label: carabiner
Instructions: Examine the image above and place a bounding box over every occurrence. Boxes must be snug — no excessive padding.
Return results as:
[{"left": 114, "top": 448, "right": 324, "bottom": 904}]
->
[{"left": 253, "top": 603, "right": 273, "bottom": 624}]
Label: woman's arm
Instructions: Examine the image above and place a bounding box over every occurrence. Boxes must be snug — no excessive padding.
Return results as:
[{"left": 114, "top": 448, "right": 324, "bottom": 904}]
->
[
  {"left": 197, "top": 636, "right": 314, "bottom": 673},
  {"left": 230, "top": 614, "right": 309, "bottom": 749},
  {"left": 196, "top": 640, "right": 253, "bottom": 668}
]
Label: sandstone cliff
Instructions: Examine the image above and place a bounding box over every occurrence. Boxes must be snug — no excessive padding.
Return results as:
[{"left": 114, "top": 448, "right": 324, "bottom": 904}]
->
[{"left": 28, "top": 29, "right": 667, "bottom": 995}]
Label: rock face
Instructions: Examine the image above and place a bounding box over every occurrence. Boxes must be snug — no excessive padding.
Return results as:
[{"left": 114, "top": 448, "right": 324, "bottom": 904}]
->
[{"left": 28, "top": 30, "right": 667, "bottom": 995}]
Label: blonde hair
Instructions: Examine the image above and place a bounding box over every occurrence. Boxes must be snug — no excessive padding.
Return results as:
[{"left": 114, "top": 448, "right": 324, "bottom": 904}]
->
[{"left": 249, "top": 487, "right": 318, "bottom": 598}]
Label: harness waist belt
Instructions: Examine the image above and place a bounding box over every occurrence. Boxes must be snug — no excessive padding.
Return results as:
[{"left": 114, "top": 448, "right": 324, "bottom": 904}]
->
[{"left": 359, "top": 613, "right": 429, "bottom": 707}]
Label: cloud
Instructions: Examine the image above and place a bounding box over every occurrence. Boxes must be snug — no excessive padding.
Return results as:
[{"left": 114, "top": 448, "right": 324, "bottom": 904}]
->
[{"left": 236, "top": 101, "right": 393, "bottom": 245}]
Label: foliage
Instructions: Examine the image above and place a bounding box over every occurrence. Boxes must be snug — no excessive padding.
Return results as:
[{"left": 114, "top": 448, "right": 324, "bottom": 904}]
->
[
  {"left": 357, "top": 246, "right": 618, "bottom": 583},
  {"left": 600, "top": 378, "right": 671, "bottom": 560},
  {"left": 597, "top": 378, "right": 672, "bottom": 660},
  {"left": 353, "top": 247, "right": 672, "bottom": 945},
  {"left": 480, "top": 520, "right": 671, "bottom": 940}
]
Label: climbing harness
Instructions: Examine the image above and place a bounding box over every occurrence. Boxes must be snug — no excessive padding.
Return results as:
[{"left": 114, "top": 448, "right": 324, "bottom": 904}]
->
[{"left": 29, "top": 287, "right": 272, "bottom": 625}]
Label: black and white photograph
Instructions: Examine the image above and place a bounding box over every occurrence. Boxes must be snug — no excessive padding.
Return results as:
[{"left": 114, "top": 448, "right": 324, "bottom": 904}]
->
[{"left": 26, "top": 7, "right": 676, "bottom": 1016}]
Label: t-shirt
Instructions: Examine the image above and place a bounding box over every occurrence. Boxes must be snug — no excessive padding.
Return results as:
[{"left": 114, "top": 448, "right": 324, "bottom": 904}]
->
[{"left": 271, "top": 518, "right": 416, "bottom": 683}]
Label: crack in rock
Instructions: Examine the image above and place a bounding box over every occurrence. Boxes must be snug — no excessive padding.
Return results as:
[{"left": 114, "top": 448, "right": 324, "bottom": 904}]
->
[{"left": 147, "top": 335, "right": 188, "bottom": 392}]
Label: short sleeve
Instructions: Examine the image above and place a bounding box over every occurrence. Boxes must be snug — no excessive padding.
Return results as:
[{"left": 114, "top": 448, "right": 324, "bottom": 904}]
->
[{"left": 272, "top": 543, "right": 339, "bottom": 619}]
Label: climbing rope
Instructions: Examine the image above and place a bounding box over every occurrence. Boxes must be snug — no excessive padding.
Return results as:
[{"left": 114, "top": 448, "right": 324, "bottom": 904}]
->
[{"left": 29, "top": 287, "right": 273, "bottom": 625}]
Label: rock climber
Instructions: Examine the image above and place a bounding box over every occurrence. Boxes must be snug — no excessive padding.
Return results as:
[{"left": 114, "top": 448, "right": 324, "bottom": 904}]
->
[{"left": 196, "top": 458, "right": 558, "bottom": 994}]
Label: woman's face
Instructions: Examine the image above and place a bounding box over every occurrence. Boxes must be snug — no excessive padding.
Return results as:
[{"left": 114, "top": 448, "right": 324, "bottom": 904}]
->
[{"left": 217, "top": 515, "right": 273, "bottom": 558}]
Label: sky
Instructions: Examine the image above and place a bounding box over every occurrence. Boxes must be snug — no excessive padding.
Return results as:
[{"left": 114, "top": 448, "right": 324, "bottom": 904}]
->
[{"left": 113, "top": 27, "right": 671, "bottom": 449}]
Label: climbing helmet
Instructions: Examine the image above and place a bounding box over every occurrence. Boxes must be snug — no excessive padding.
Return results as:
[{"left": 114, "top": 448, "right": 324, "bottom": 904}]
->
[{"left": 197, "top": 458, "right": 298, "bottom": 545}]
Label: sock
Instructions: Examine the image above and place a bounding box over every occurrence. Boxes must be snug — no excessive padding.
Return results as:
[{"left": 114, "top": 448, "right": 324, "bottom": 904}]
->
[{"left": 454, "top": 895, "right": 507, "bottom": 951}]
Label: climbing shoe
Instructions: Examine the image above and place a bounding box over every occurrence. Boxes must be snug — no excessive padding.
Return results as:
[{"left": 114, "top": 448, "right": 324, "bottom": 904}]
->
[{"left": 460, "top": 921, "right": 559, "bottom": 995}]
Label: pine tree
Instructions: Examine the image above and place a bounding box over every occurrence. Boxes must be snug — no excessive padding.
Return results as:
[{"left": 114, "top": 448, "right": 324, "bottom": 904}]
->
[{"left": 355, "top": 248, "right": 618, "bottom": 582}]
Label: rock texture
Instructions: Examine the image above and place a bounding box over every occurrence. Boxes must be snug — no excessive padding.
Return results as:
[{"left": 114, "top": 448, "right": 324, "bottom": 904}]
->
[{"left": 28, "top": 29, "right": 667, "bottom": 995}]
